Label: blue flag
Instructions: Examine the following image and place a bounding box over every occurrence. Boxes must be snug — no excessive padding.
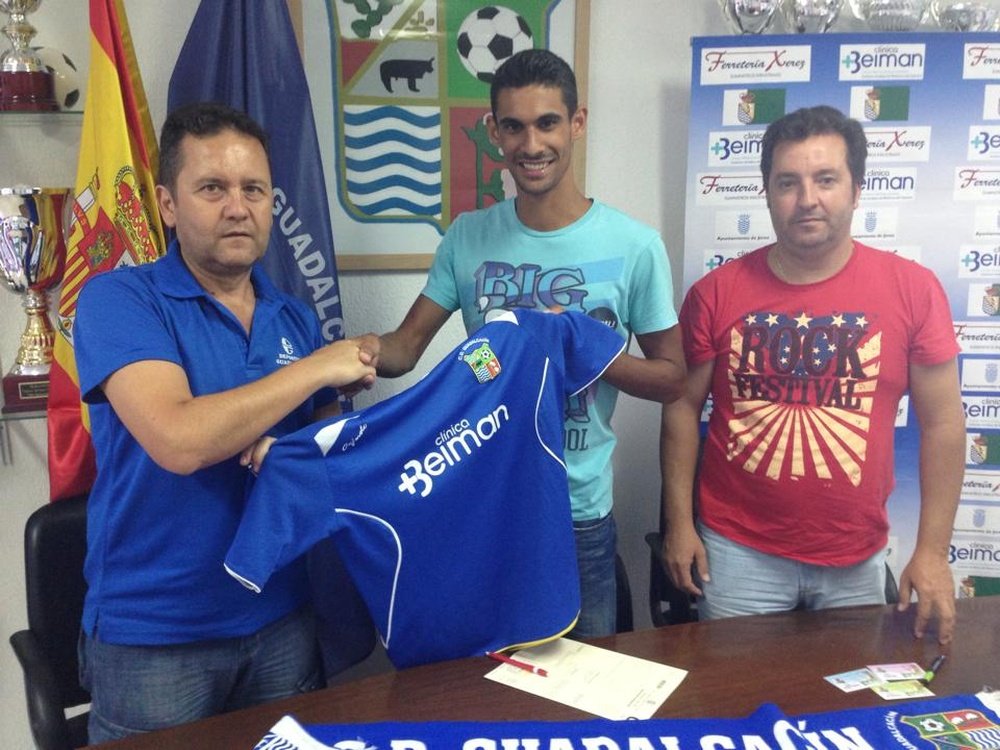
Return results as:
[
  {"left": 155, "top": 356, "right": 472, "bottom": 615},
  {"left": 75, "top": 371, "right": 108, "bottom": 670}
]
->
[
  {"left": 167, "top": 2, "right": 370, "bottom": 680},
  {"left": 167, "top": 0, "right": 344, "bottom": 344}
]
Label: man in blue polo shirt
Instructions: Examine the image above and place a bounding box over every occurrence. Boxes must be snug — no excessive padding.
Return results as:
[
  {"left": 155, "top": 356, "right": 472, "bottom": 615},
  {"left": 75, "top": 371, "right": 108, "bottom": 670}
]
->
[{"left": 73, "top": 102, "right": 375, "bottom": 743}]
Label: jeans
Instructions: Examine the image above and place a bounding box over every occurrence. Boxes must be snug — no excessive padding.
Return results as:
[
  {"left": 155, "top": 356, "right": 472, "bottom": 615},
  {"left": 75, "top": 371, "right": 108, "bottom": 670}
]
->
[
  {"left": 569, "top": 512, "right": 617, "bottom": 639},
  {"left": 697, "top": 523, "right": 887, "bottom": 620},
  {"left": 80, "top": 606, "right": 322, "bottom": 743}
]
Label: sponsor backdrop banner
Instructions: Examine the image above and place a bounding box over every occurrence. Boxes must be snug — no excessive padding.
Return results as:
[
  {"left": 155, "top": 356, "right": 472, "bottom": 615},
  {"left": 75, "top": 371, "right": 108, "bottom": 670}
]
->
[{"left": 684, "top": 33, "right": 1000, "bottom": 596}]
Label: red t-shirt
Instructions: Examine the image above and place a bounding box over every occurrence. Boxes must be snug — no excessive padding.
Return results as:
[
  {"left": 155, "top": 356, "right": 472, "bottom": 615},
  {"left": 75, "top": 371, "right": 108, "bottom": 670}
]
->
[{"left": 681, "top": 243, "right": 959, "bottom": 565}]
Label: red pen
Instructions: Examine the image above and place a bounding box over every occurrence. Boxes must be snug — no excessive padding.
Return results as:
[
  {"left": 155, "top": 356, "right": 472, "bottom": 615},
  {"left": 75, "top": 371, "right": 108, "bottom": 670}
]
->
[{"left": 487, "top": 651, "right": 549, "bottom": 677}]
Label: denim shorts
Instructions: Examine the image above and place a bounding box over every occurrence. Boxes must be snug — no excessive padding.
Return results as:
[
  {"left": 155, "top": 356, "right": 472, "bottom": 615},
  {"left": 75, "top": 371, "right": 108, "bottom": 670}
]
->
[{"left": 697, "top": 522, "right": 887, "bottom": 620}]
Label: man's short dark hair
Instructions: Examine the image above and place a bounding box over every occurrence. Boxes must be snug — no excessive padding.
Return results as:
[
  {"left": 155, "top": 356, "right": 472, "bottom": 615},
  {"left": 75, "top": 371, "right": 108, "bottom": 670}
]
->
[
  {"left": 760, "top": 105, "right": 867, "bottom": 188},
  {"left": 490, "top": 48, "right": 578, "bottom": 117},
  {"left": 158, "top": 102, "right": 270, "bottom": 192}
]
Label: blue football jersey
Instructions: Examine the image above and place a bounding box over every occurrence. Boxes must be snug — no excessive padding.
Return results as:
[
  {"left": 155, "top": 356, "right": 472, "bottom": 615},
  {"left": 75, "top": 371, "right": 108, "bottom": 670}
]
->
[{"left": 225, "top": 309, "right": 625, "bottom": 668}]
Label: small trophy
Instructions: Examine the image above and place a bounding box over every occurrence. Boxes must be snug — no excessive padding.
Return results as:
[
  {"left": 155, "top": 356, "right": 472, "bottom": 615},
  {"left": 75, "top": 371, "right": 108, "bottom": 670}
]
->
[
  {"left": 0, "top": 186, "right": 69, "bottom": 412},
  {"left": 930, "top": 0, "right": 999, "bottom": 30},
  {"left": 847, "top": 0, "right": 930, "bottom": 30},
  {"left": 781, "top": 0, "right": 845, "bottom": 32},
  {"left": 719, "top": 0, "right": 781, "bottom": 34},
  {"left": 0, "top": 0, "right": 57, "bottom": 111}
]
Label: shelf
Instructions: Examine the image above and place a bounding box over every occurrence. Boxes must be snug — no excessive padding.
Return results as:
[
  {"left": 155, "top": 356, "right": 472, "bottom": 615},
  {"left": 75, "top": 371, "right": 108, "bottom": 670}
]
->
[
  {"left": 0, "top": 109, "right": 82, "bottom": 133},
  {"left": 0, "top": 408, "right": 46, "bottom": 422},
  {"left": 0, "top": 109, "right": 82, "bottom": 119}
]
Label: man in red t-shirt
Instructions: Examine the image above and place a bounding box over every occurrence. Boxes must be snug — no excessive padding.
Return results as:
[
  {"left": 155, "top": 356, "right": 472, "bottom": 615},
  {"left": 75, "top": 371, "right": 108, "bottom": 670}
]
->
[{"left": 661, "top": 105, "right": 963, "bottom": 645}]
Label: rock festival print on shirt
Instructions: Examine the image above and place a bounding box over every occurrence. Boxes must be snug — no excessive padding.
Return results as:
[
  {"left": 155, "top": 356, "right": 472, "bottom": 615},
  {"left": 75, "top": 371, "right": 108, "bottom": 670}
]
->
[{"left": 727, "top": 308, "right": 879, "bottom": 487}]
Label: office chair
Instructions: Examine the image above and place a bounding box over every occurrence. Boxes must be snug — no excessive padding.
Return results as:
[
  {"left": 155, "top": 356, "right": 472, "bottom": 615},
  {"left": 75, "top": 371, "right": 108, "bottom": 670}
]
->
[
  {"left": 644, "top": 531, "right": 698, "bottom": 626},
  {"left": 9, "top": 493, "right": 91, "bottom": 750},
  {"left": 614, "top": 552, "right": 634, "bottom": 633},
  {"left": 647, "top": 442, "right": 704, "bottom": 627},
  {"left": 883, "top": 562, "right": 899, "bottom": 605}
]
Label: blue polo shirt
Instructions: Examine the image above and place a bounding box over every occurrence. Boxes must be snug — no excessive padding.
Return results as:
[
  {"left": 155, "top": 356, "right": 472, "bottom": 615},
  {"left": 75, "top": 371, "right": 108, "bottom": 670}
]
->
[{"left": 75, "top": 241, "right": 333, "bottom": 645}]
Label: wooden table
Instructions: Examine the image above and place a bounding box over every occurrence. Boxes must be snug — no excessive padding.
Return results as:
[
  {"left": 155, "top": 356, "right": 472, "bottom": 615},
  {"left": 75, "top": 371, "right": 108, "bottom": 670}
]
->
[{"left": 97, "top": 596, "right": 1000, "bottom": 748}]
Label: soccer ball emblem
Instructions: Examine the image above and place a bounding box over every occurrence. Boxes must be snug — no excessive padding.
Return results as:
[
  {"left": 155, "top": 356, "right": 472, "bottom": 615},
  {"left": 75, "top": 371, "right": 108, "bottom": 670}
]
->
[
  {"left": 456, "top": 6, "right": 533, "bottom": 83},
  {"left": 34, "top": 47, "right": 81, "bottom": 110}
]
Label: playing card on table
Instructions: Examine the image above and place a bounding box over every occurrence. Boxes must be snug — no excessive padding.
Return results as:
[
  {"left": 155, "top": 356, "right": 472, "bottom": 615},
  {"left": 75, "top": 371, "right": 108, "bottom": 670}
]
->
[
  {"left": 871, "top": 680, "right": 935, "bottom": 700},
  {"left": 824, "top": 668, "right": 880, "bottom": 692},
  {"left": 866, "top": 662, "right": 926, "bottom": 681}
]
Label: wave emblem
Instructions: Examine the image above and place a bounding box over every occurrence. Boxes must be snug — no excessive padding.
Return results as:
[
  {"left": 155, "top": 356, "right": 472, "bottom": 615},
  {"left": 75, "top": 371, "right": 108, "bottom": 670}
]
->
[{"left": 343, "top": 105, "right": 442, "bottom": 219}]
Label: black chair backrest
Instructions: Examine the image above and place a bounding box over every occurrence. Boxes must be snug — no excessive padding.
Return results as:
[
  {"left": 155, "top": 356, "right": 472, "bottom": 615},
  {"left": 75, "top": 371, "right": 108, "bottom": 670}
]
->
[
  {"left": 614, "top": 552, "right": 634, "bottom": 633},
  {"left": 884, "top": 562, "right": 900, "bottom": 605},
  {"left": 645, "top": 531, "right": 698, "bottom": 626},
  {"left": 23, "top": 494, "right": 90, "bottom": 708}
]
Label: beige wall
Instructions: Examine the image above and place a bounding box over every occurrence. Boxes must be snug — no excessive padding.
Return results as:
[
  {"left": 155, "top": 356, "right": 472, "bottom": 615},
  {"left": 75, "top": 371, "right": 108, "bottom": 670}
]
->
[{"left": 0, "top": 3, "right": 874, "bottom": 745}]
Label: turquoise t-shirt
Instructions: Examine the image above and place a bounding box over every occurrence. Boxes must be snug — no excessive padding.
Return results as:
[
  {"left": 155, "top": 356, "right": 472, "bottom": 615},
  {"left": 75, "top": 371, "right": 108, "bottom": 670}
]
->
[{"left": 422, "top": 198, "right": 677, "bottom": 520}]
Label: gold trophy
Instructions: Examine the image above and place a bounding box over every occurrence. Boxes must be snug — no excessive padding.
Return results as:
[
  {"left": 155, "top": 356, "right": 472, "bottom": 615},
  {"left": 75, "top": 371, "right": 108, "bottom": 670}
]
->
[
  {"left": 0, "top": 0, "right": 57, "bottom": 111},
  {"left": 0, "top": 186, "right": 69, "bottom": 412}
]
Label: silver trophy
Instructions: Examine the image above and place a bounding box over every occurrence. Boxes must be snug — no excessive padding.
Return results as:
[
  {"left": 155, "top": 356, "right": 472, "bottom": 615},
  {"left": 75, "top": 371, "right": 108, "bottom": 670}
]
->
[
  {"left": 847, "top": 0, "right": 930, "bottom": 29},
  {"left": 0, "top": 0, "right": 56, "bottom": 110},
  {"left": 719, "top": 0, "right": 781, "bottom": 34},
  {"left": 0, "top": 187, "right": 69, "bottom": 412},
  {"left": 930, "top": 0, "right": 1000, "bottom": 30},
  {"left": 781, "top": 0, "right": 845, "bottom": 31}
]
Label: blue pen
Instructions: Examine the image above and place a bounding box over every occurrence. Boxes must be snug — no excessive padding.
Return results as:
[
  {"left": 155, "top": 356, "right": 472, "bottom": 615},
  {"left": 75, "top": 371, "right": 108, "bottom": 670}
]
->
[{"left": 923, "top": 654, "right": 946, "bottom": 683}]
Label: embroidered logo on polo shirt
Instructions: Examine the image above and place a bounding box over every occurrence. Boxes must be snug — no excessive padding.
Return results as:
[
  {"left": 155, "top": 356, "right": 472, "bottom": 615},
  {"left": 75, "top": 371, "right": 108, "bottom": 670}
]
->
[{"left": 276, "top": 337, "right": 300, "bottom": 366}]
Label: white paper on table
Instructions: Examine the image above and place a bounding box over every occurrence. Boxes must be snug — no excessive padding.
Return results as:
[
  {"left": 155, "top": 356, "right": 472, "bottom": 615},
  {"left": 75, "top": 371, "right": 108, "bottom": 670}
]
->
[{"left": 483, "top": 638, "right": 687, "bottom": 720}]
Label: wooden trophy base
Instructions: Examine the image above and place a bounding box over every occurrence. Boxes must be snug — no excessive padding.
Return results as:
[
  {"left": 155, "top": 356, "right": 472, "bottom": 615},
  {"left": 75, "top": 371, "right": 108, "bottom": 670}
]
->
[{"left": 2, "top": 371, "right": 49, "bottom": 413}]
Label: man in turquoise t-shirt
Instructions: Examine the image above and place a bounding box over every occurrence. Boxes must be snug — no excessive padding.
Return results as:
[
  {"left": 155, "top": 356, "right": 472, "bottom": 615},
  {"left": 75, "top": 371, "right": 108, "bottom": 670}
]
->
[{"left": 362, "top": 49, "right": 685, "bottom": 637}]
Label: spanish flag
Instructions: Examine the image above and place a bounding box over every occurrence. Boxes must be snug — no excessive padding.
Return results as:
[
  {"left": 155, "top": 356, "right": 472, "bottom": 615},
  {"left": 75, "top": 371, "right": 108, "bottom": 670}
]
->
[{"left": 46, "top": 0, "right": 164, "bottom": 501}]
